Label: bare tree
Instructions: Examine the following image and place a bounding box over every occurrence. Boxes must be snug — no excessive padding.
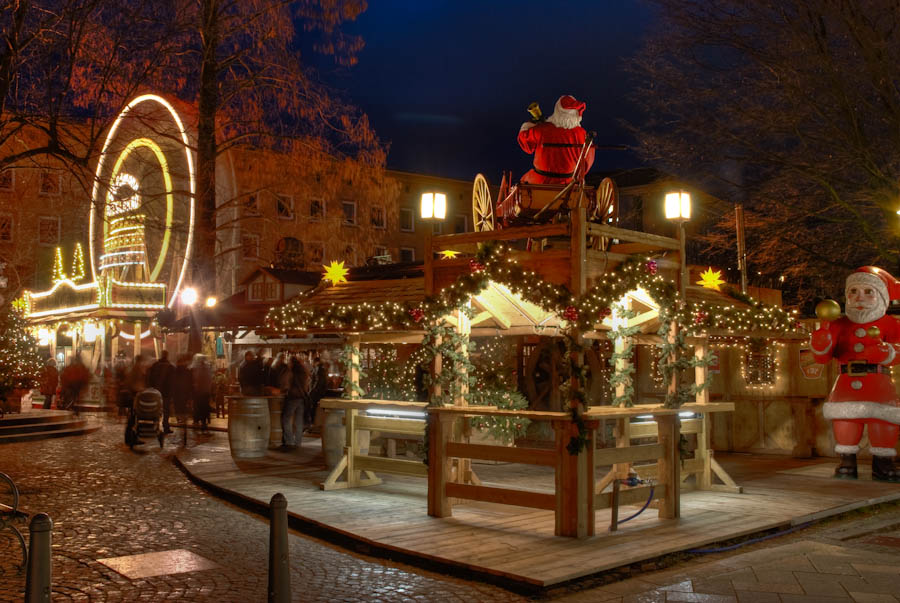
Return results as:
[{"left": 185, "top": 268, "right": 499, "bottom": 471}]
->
[{"left": 630, "top": 0, "right": 900, "bottom": 306}]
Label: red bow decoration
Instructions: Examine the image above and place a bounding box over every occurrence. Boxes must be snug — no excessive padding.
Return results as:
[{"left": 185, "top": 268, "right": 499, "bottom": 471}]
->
[
  {"left": 646, "top": 260, "right": 658, "bottom": 275},
  {"left": 694, "top": 311, "right": 708, "bottom": 325},
  {"left": 563, "top": 305, "right": 579, "bottom": 321},
  {"left": 599, "top": 307, "right": 612, "bottom": 319},
  {"left": 409, "top": 308, "right": 425, "bottom": 323},
  {"left": 469, "top": 259, "right": 485, "bottom": 272}
]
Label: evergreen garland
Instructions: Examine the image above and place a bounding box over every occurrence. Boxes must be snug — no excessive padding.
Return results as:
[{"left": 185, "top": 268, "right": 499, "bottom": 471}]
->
[{"left": 338, "top": 344, "right": 366, "bottom": 399}]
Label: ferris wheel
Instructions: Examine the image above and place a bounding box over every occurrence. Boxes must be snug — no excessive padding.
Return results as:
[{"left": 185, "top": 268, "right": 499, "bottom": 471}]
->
[{"left": 88, "top": 95, "right": 196, "bottom": 309}]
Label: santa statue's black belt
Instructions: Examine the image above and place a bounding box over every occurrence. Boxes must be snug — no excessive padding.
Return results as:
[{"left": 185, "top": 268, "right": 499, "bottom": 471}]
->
[
  {"left": 541, "top": 142, "right": 584, "bottom": 148},
  {"left": 533, "top": 167, "right": 573, "bottom": 178},
  {"left": 841, "top": 362, "right": 892, "bottom": 376}
]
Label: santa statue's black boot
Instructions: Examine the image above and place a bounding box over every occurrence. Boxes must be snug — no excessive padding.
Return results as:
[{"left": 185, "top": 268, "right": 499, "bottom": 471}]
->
[
  {"left": 872, "top": 456, "right": 900, "bottom": 482},
  {"left": 834, "top": 453, "right": 858, "bottom": 479}
]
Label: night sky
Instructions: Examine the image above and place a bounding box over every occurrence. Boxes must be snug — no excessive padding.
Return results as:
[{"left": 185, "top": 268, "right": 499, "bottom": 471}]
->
[{"left": 320, "top": 0, "right": 655, "bottom": 182}]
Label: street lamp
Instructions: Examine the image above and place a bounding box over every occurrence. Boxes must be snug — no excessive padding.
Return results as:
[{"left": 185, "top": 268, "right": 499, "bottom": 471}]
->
[
  {"left": 420, "top": 192, "right": 447, "bottom": 220},
  {"left": 664, "top": 191, "right": 691, "bottom": 301},
  {"left": 205, "top": 296, "right": 217, "bottom": 308},
  {"left": 180, "top": 287, "right": 199, "bottom": 306}
]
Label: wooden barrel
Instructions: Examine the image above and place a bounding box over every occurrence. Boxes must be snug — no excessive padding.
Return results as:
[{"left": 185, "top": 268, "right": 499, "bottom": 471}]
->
[
  {"left": 227, "top": 396, "right": 271, "bottom": 459},
  {"left": 267, "top": 396, "right": 284, "bottom": 448},
  {"left": 322, "top": 409, "right": 370, "bottom": 470}
]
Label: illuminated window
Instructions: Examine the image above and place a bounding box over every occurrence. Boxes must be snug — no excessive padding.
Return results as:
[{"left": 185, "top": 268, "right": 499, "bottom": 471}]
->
[
  {"left": 432, "top": 221, "right": 443, "bottom": 235},
  {"left": 309, "top": 199, "right": 324, "bottom": 221},
  {"left": 276, "top": 194, "right": 294, "bottom": 220},
  {"left": 370, "top": 206, "right": 386, "bottom": 229},
  {"left": 40, "top": 171, "right": 60, "bottom": 195},
  {"left": 399, "top": 247, "right": 415, "bottom": 263},
  {"left": 374, "top": 245, "right": 389, "bottom": 258},
  {"left": 341, "top": 200, "right": 357, "bottom": 226},
  {"left": 241, "top": 233, "right": 260, "bottom": 259},
  {"left": 454, "top": 214, "right": 468, "bottom": 233},
  {"left": 38, "top": 216, "right": 60, "bottom": 246},
  {"left": 243, "top": 194, "right": 260, "bottom": 217},
  {"left": 0, "top": 214, "right": 11, "bottom": 242},
  {"left": 308, "top": 242, "right": 324, "bottom": 264},
  {"left": 0, "top": 170, "right": 12, "bottom": 191},
  {"left": 399, "top": 207, "right": 414, "bottom": 232}
]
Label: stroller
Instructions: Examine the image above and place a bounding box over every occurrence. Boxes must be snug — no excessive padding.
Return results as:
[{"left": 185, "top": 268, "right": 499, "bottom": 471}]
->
[{"left": 124, "top": 388, "right": 165, "bottom": 449}]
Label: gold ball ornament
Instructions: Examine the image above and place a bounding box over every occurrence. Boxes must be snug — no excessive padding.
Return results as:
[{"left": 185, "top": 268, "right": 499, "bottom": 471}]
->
[
  {"left": 867, "top": 326, "right": 881, "bottom": 339},
  {"left": 815, "top": 299, "right": 841, "bottom": 322}
]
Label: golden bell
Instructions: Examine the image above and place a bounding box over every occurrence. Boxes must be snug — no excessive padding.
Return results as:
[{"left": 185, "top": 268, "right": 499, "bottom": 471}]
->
[
  {"left": 867, "top": 326, "right": 881, "bottom": 339},
  {"left": 527, "top": 102, "right": 543, "bottom": 122},
  {"left": 815, "top": 299, "right": 841, "bottom": 322}
]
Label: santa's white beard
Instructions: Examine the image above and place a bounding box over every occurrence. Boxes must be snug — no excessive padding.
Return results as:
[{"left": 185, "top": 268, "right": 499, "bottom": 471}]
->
[
  {"left": 846, "top": 302, "right": 886, "bottom": 324},
  {"left": 547, "top": 109, "right": 582, "bottom": 130}
]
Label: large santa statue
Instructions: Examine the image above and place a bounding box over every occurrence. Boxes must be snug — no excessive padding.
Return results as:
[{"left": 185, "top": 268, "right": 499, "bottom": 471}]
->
[
  {"left": 518, "top": 95, "right": 595, "bottom": 184},
  {"left": 811, "top": 266, "right": 900, "bottom": 482}
]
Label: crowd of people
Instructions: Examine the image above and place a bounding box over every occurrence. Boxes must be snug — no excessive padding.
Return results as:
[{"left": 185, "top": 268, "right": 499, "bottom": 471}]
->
[
  {"left": 39, "top": 348, "right": 332, "bottom": 449},
  {"left": 238, "top": 350, "right": 330, "bottom": 451}
]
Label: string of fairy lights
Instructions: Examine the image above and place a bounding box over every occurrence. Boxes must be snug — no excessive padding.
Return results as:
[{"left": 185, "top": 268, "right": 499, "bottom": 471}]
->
[{"left": 267, "top": 242, "right": 798, "bottom": 337}]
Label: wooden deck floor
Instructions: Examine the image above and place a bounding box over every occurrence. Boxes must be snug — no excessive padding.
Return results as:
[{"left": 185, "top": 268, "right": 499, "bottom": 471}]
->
[{"left": 176, "top": 439, "right": 900, "bottom": 588}]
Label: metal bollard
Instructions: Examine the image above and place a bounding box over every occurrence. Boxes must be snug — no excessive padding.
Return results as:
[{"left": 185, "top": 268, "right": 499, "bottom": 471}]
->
[
  {"left": 25, "top": 513, "right": 52, "bottom": 603},
  {"left": 267, "top": 493, "right": 290, "bottom": 603}
]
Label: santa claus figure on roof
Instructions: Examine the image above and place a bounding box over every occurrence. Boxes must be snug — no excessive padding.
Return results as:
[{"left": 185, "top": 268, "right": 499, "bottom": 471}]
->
[
  {"left": 811, "top": 266, "right": 900, "bottom": 482},
  {"left": 518, "top": 95, "right": 595, "bottom": 185}
]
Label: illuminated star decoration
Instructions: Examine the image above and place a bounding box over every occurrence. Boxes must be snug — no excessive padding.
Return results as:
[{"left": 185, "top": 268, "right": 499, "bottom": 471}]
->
[
  {"left": 697, "top": 267, "right": 726, "bottom": 291},
  {"left": 322, "top": 260, "right": 349, "bottom": 285},
  {"left": 439, "top": 249, "right": 460, "bottom": 260}
]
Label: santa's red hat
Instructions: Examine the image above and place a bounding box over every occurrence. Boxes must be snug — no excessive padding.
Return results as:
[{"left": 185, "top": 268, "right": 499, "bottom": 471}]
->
[
  {"left": 556, "top": 95, "right": 586, "bottom": 116},
  {"left": 845, "top": 266, "right": 900, "bottom": 306}
]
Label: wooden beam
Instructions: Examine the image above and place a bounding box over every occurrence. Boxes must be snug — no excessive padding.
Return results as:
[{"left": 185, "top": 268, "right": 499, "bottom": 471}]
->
[
  {"left": 587, "top": 223, "right": 680, "bottom": 250},
  {"left": 595, "top": 484, "right": 662, "bottom": 510},
  {"left": 594, "top": 443, "right": 665, "bottom": 467},
  {"left": 432, "top": 222, "right": 569, "bottom": 247},
  {"left": 427, "top": 413, "right": 454, "bottom": 518},
  {"left": 472, "top": 294, "right": 512, "bottom": 330},
  {"left": 354, "top": 455, "right": 428, "bottom": 477},
  {"left": 445, "top": 482, "right": 556, "bottom": 510},
  {"left": 446, "top": 442, "right": 557, "bottom": 466},
  {"left": 355, "top": 415, "right": 425, "bottom": 436},
  {"left": 656, "top": 414, "right": 680, "bottom": 519}
]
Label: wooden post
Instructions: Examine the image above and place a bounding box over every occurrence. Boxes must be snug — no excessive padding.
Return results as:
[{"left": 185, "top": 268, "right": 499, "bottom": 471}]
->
[
  {"left": 570, "top": 206, "right": 586, "bottom": 294},
  {"left": 656, "top": 414, "right": 681, "bottom": 519},
  {"left": 695, "top": 337, "right": 712, "bottom": 489},
  {"left": 110, "top": 323, "right": 118, "bottom": 363},
  {"left": 427, "top": 411, "right": 453, "bottom": 518},
  {"left": 612, "top": 296, "right": 633, "bottom": 480},
  {"left": 348, "top": 334, "right": 361, "bottom": 400},
  {"left": 454, "top": 308, "right": 474, "bottom": 485},
  {"left": 553, "top": 419, "right": 595, "bottom": 538},
  {"left": 345, "top": 408, "right": 359, "bottom": 486}
]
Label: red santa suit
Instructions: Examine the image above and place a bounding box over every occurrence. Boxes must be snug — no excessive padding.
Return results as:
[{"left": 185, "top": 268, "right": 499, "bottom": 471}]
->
[
  {"left": 811, "top": 267, "right": 900, "bottom": 480},
  {"left": 518, "top": 95, "right": 595, "bottom": 185}
]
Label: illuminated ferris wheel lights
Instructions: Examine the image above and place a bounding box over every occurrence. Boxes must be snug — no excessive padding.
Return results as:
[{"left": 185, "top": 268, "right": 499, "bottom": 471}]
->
[{"left": 180, "top": 287, "right": 198, "bottom": 306}]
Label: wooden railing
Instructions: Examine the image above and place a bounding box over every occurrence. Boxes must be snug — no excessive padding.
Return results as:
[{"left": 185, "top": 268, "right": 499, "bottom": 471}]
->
[{"left": 319, "top": 398, "right": 429, "bottom": 490}]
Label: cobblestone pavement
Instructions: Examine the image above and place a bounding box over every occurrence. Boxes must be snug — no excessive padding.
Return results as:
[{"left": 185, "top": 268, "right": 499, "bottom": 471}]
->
[
  {"left": 2, "top": 417, "right": 900, "bottom": 602},
  {"left": 0, "top": 417, "right": 526, "bottom": 602}
]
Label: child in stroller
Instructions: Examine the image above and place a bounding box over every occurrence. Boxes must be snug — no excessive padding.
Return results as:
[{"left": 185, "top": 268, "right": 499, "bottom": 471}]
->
[{"left": 125, "top": 388, "right": 165, "bottom": 449}]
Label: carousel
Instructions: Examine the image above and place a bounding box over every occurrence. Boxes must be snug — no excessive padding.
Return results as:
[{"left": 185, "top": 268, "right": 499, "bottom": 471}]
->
[{"left": 24, "top": 94, "right": 195, "bottom": 380}]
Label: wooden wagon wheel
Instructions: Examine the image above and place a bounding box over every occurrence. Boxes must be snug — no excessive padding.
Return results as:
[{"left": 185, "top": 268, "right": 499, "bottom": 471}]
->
[
  {"left": 523, "top": 338, "right": 567, "bottom": 412},
  {"left": 472, "top": 173, "right": 495, "bottom": 232},
  {"left": 589, "top": 177, "right": 618, "bottom": 250}
]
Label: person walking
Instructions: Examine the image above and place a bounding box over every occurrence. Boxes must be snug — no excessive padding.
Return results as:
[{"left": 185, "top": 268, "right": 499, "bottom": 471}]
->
[
  {"left": 191, "top": 354, "right": 213, "bottom": 433},
  {"left": 60, "top": 354, "right": 90, "bottom": 415},
  {"left": 280, "top": 355, "right": 308, "bottom": 450},
  {"left": 172, "top": 354, "right": 193, "bottom": 446},
  {"left": 238, "top": 350, "right": 265, "bottom": 395},
  {"left": 307, "top": 356, "right": 328, "bottom": 430},
  {"left": 147, "top": 350, "right": 176, "bottom": 433},
  {"left": 39, "top": 358, "right": 58, "bottom": 409}
]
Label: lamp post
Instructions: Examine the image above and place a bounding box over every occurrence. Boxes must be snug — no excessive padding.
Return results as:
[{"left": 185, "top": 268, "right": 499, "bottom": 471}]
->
[
  {"left": 664, "top": 191, "right": 692, "bottom": 302},
  {"left": 420, "top": 192, "right": 446, "bottom": 296}
]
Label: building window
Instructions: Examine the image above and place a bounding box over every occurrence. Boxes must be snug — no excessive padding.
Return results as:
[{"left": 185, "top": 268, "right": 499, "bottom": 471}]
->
[
  {"left": 40, "top": 171, "right": 60, "bottom": 195},
  {"left": 242, "top": 233, "right": 260, "bottom": 259},
  {"left": 343, "top": 244, "right": 356, "bottom": 266},
  {"left": 370, "top": 206, "right": 386, "bottom": 230},
  {"left": 341, "top": 200, "right": 357, "bottom": 226},
  {"left": 743, "top": 339, "right": 776, "bottom": 386},
  {"left": 244, "top": 194, "right": 260, "bottom": 217},
  {"left": 308, "top": 242, "right": 324, "bottom": 264},
  {"left": 399, "top": 247, "right": 415, "bottom": 263},
  {"left": 0, "top": 170, "right": 12, "bottom": 191},
  {"left": 454, "top": 214, "right": 468, "bottom": 234},
  {"left": 38, "top": 216, "right": 60, "bottom": 246},
  {"left": 400, "top": 207, "right": 414, "bottom": 232},
  {"left": 374, "top": 245, "right": 389, "bottom": 258},
  {"left": 0, "top": 215, "right": 12, "bottom": 242},
  {"left": 265, "top": 281, "right": 279, "bottom": 300},
  {"left": 276, "top": 195, "right": 294, "bottom": 220},
  {"left": 309, "top": 199, "right": 325, "bottom": 221}
]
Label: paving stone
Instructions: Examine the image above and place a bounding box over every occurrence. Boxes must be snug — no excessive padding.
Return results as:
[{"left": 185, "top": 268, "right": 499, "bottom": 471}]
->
[{"left": 848, "top": 594, "right": 898, "bottom": 603}]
